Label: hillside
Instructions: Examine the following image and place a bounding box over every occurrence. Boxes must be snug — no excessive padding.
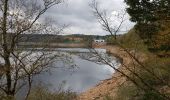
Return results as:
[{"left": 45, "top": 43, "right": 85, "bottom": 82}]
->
[{"left": 79, "top": 27, "right": 170, "bottom": 100}]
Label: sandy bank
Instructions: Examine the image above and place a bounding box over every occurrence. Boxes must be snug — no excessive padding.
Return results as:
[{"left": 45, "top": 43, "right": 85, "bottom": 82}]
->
[{"left": 78, "top": 45, "right": 145, "bottom": 100}]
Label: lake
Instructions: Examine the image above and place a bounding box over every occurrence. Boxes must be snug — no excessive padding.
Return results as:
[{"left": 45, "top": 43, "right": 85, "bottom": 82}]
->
[
  {"left": 16, "top": 48, "right": 119, "bottom": 98},
  {"left": 32, "top": 48, "right": 119, "bottom": 92}
]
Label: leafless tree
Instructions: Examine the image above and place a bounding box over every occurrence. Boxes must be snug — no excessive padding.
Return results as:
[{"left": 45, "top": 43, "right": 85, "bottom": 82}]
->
[
  {"left": 89, "top": 0, "right": 170, "bottom": 99},
  {"left": 0, "top": 0, "right": 69, "bottom": 99},
  {"left": 90, "top": 0, "right": 126, "bottom": 40}
]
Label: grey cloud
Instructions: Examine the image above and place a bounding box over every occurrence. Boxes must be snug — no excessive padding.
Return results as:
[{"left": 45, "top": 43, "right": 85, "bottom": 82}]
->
[{"left": 43, "top": 0, "right": 135, "bottom": 35}]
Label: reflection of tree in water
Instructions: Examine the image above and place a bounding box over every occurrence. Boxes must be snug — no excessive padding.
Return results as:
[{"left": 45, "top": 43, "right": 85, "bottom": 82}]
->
[{"left": 78, "top": 50, "right": 119, "bottom": 67}]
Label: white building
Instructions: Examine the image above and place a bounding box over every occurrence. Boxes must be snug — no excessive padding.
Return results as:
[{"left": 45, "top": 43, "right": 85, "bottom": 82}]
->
[{"left": 94, "top": 39, "right": 105, "bottom": 43}]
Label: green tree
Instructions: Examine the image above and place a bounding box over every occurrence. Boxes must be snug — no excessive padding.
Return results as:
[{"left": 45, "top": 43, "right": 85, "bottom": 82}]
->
[
  {"left": 125, "top": 0, "right": 170, "bottom": 51},
  {"left": 125, "top": 0, "right": 170, "bottom": 23}
]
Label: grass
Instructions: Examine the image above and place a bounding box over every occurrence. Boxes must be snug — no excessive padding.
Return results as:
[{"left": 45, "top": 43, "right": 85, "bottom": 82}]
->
[
  {"left": 106, "top": 28, "right": 170, "bottom": 100},
  {"left": 114, "top": 55, "right": 170, "bottom": 100},
  {"left": 27, "top": 85, "right": 77, "bottom": 100},
  {"left": 115, "top": 82, "right": 139, "bottom": 100}
]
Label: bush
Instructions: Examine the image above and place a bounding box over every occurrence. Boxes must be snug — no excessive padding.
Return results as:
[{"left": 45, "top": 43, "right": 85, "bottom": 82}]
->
[
  {"left": 143, "top": 90, "right": 165, "bottom": 100},
  {"left": 115, "top": 82, "right": 140, "bottom": 100},
  {"left": 118, "top": 29, "right": 148, "bottom": 53},
  {"left": 28, "top": 85, "right": 77, "bottom": 100}
]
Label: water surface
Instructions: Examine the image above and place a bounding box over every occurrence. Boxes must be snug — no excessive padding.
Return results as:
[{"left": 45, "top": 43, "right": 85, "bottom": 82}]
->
[
  {"left": 32, "top": 48, "right": 118, "bottom": 93},
  {"left": 16, "top": 48, "right": 119, "bottom": 99}
]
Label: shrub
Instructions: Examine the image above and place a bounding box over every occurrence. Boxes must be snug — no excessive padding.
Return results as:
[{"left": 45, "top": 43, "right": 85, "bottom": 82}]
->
[{"left": 28, "top": 85, "right": 77, "bottom": 100}]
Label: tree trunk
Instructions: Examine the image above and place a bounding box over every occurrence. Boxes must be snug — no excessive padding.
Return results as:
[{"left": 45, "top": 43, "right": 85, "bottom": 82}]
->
[{"left": 2, "top": 0, "right": 13, "bottom": 96}]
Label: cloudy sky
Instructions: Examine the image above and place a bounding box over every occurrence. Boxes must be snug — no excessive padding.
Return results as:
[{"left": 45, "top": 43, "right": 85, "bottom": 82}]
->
[{"left": 44, "top": 0, "right": 135, "bottom": 35}]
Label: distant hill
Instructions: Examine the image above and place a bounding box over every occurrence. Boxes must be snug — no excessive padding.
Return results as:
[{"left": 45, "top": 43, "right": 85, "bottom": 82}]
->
[
  {"left": 19, "top": 34, "right": 63, "bottom": 43},
  {"left": 3, "top": 34, "right": 107, "bottom": 44}
]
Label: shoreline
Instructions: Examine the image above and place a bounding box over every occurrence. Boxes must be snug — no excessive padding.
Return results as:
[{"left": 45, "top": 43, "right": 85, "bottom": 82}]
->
[
  {"left": 18, "top": 42, "right": 88, "bottom": 48},
  {"left": 78, "top": 45, "right": 145, "bottom": 100}
]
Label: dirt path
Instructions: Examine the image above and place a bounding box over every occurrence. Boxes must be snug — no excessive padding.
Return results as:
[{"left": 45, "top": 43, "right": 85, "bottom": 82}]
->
[{"left": 78, "top": 45, "right": 145, "bottom": 100}]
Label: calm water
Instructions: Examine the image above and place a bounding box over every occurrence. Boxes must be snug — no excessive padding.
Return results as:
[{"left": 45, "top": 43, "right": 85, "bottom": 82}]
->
[
  {"left": 32, "top": 49, "right": 118, "bottom": 92},
  {"left": 17, "top": 48, "right": 119, "bottom": 99}
]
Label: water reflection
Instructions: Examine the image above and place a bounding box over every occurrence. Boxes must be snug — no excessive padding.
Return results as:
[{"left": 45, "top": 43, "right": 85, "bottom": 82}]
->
[
  {"left": 32, "top": 49, "right": 118, "bottom": 93},
  {"left": 17, "top": 48, "right": 119, "bottom": 99}
]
